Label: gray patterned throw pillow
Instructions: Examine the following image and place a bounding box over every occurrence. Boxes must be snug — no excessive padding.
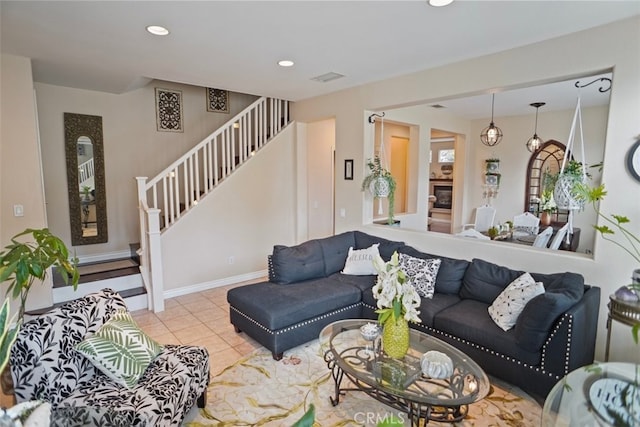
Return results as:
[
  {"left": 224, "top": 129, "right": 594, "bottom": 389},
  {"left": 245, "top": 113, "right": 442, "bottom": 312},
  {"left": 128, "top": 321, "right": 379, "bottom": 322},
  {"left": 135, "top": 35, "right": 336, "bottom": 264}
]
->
[{"left": 398, "top": 253, "right": 442, "bottom": 299}]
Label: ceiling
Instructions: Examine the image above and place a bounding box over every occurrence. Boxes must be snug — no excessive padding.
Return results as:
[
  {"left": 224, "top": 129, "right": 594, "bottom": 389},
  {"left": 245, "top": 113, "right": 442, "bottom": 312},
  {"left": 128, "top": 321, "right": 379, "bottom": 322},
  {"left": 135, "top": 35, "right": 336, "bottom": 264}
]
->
[{"left": 1, "top": 1, "right": 638, "bottom": 111}]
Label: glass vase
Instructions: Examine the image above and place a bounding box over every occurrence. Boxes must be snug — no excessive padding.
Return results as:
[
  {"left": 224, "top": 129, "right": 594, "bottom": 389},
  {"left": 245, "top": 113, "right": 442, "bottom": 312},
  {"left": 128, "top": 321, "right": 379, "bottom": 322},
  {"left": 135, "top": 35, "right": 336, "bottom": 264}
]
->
[{"left": 382, "top": 316, "right": 410, "bottom": 359}]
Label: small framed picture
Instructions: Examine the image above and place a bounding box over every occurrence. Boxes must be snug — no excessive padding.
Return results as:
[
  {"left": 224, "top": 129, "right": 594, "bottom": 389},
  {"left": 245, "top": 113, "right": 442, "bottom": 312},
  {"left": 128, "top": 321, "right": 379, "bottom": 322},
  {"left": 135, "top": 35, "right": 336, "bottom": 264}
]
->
[
  {"left": 206, "top": 88, "right": 229, "bottom": 113},
  {"left": 344, "top": 159, "right": 354, "bottom": 180},
  {"left": 155, "top": 88, "right": 184, "bottom": 132}
]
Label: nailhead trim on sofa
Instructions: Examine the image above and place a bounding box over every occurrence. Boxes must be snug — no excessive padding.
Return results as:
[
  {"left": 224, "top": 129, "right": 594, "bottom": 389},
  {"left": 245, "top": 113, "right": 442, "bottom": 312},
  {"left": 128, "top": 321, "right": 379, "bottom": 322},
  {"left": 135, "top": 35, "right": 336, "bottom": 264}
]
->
[
  {"left": 230, "top": 303, "right": 362, "bottom": 335},
  {"left": 364, "top": 301, "right": 570, "bottom": 382}
]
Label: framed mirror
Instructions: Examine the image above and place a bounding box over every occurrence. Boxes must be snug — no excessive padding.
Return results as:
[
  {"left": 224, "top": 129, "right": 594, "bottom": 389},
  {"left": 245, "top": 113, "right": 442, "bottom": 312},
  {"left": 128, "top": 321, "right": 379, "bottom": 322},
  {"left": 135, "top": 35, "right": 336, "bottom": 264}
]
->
[
  {"left": 524, "top": 140, "right": 570, "bottom": 222},
  {"left": 64, "top": 112, "right": 108, "bottom": 245}
]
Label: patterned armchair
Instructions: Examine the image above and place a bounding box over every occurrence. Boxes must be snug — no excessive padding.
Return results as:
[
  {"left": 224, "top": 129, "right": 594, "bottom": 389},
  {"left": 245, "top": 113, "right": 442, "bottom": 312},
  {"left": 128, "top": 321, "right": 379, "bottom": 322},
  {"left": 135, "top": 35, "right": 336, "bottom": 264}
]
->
[{"left": 10, "top": 289, "right": 210, "bottom": 426}]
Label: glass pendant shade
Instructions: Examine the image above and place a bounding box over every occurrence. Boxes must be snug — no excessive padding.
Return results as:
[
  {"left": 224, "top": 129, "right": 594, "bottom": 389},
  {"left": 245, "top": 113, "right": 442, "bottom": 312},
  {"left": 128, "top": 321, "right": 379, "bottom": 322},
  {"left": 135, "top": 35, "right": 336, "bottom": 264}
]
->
[
  {"left": 480, "top": 94, "right": 503, "bottom": 146},
  {"left": 526, "top": 134, "right": 543, "bottom": 152},
  {"left": 526, "top": 102, "right": 546, "bottom": 152}
]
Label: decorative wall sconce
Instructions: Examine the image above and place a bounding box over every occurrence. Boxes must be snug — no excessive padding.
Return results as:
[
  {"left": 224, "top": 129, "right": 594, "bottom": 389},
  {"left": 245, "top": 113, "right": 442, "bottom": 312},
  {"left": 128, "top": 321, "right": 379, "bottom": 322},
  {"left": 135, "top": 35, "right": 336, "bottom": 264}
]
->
[
  {"left": 480, "top": 94, "right": 503, "bottom": 147},
  {"left": 526, "top": 102, "right": 546, "bottom": 152}
]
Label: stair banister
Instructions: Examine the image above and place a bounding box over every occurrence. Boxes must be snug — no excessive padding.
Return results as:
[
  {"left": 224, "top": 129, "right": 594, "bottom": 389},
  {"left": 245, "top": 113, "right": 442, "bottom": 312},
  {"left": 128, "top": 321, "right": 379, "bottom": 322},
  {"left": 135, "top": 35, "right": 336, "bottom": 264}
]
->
[
  {"left": 136, "top": 96, "right": 290, "bottom": 312},
  {"left": 145, "top": 96, "right": 268, "bottom": 190}
]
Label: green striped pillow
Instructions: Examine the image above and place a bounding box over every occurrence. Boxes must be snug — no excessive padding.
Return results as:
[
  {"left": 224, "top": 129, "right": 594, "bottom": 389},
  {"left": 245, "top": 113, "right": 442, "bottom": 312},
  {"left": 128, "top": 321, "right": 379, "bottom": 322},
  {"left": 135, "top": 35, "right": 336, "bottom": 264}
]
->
[{"left": 75, "top": 309, "right": 163, "bottom": 388}]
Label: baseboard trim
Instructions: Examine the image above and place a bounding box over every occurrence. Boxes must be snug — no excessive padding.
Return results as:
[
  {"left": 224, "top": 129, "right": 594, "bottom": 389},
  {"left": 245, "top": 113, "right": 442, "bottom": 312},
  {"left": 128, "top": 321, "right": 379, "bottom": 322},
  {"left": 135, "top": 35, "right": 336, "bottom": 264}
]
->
[{"left": 163, "top": 270, "right": 268, "bottom": 299}]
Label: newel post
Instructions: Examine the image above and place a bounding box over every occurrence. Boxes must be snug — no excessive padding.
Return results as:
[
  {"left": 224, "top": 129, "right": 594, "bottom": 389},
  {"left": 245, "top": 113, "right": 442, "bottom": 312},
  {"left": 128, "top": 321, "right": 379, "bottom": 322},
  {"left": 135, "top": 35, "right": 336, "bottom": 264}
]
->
[
  {"left": 146, "top": 208, "right": 165, "bottom": 312},
  {"left": 136, "top": 177, "right": 148, "bottom": 255}
]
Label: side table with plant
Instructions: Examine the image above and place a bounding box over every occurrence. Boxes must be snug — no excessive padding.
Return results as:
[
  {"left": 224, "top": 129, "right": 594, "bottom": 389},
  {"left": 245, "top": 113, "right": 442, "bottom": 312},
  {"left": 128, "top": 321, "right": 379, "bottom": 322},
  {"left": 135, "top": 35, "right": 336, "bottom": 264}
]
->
[
  {"left": 578, "top": 184, "right": 640, "bottom": 343},
  {"left": 371, "top": 252, "right": 421, "bottom": 359}
]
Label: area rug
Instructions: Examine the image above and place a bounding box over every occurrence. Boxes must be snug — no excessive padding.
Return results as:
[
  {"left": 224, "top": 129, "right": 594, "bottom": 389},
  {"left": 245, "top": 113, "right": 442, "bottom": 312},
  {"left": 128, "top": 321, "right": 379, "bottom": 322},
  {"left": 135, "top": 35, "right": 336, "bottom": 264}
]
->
[{"left": 184, "top": 340, "right": 541, "bottom": 426}]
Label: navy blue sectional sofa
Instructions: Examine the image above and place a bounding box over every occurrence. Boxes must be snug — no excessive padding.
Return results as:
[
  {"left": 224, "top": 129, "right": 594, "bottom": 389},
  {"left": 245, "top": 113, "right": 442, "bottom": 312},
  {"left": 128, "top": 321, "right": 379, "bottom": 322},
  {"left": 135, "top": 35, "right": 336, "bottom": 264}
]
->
[{"left": 227, "top": 231, "right": 600, "bottom": 398}]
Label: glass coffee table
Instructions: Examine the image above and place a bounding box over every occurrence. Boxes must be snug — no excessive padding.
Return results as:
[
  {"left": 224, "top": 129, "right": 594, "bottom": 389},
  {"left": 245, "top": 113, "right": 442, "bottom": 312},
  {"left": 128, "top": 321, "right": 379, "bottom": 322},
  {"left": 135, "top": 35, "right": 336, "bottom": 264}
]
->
[{"left": 319, "top": 319, "right": 490, "bottom": 425}]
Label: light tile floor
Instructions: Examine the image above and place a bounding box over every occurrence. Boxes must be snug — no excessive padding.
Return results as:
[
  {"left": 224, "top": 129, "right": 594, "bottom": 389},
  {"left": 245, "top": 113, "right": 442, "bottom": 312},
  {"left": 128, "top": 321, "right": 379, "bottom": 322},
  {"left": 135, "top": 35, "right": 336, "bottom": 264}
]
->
[{"left": 131, "top": 280, "right": 262, "bottom": 377}]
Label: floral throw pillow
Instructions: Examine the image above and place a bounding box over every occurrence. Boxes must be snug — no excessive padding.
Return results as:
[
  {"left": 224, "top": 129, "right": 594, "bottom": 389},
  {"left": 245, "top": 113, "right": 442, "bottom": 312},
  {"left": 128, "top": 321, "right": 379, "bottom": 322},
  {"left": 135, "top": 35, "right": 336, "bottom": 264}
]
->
[
  {"left": 75, "top": 309, "right": 163, "bottom": 388},
  {"left": 488, "top": 272, "right": 545, "bottom": 331},
  {"left": 398, "top": 253, "right": 441, "bottom": 299}
]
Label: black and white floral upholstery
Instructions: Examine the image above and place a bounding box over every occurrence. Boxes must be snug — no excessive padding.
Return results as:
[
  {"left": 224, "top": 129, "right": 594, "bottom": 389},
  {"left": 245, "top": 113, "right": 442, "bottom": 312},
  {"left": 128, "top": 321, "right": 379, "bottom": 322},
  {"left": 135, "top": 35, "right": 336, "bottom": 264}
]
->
[{"left": 10, "top": 289, "right": 210, "bottom": 426}]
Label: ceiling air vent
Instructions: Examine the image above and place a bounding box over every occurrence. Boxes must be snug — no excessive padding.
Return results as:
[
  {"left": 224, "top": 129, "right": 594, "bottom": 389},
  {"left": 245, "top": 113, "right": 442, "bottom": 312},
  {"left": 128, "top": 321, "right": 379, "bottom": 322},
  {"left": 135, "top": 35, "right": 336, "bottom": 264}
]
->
[
  {"left": 311, "top": 72, "right": 345, "bottom": 83},
  {"left": 430, "top": 104, "right": 446, "bottom": 109}
]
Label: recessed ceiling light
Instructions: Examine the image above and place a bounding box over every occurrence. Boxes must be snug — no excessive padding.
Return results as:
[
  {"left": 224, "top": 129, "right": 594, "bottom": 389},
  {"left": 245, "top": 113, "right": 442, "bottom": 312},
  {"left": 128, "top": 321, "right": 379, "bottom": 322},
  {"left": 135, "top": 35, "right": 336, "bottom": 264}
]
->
[
  {"left": 428, "top": 0, "right": 454, "bottom": 7},
  {"left": 146, "top": 25, "right": 170, "bottom": 36},
  {"left": 278, "top": 60, "right": 295, "bottom": 67}
]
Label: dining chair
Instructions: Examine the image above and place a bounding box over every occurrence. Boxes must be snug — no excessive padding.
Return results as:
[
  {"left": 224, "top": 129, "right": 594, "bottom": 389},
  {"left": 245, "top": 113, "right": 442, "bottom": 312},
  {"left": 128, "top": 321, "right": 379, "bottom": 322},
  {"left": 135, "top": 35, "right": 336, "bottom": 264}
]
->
[
  {"left": 462, "top": 205, "right": 496, "bottom": 233},
  {"left": 513, "top": 212, "right": 540, "bottom": 236},
  {"left": 533, "top": 226, "right": 554, "bottom": 248},
  {"left": 549, "top": 223, "right": 570, "bottom": 250}
]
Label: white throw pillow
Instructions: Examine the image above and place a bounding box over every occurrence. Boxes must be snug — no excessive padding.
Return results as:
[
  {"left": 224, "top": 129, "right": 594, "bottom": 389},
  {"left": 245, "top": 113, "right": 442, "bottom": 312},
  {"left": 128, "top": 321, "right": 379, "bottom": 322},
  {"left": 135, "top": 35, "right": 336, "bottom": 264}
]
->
[
  {"left": 398, "top": 253, "right": 441, "bottom": 299},
  {"left": 488, "top": 272, "right": 545, "bottom": 331},
  {"left": 341, "top": 244, "right": 380, "bottom": 275}
]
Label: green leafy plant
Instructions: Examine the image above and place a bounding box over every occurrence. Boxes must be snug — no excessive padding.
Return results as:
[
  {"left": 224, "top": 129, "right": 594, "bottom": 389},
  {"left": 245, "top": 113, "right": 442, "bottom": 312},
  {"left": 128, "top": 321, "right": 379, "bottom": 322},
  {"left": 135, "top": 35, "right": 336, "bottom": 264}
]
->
[
  {"left": 361, "top": 156, "right": 397, "bottom": 225},
  {"left": 0, "top": 228, "right": 79, "bottom": 320},
  {"left": 82, "top": 185, "right": 92, "bottom": 199},
  {"left": 291, "top": 404, "right": 314, "bottom": 427},
  {"left": 487, "top": 226, "right": 499, "bottom": 240},
  {"left": 0, "top": 298, "right": 19, "bottom": 374},
  {"left": 577, "top": 183, "right": 640, "bottom": 343}
]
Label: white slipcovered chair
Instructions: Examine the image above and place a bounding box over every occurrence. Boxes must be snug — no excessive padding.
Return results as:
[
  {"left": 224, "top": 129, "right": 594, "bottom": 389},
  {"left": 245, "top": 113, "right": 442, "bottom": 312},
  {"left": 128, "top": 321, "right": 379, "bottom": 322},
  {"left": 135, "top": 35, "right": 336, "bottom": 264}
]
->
[
  {"left": 532, "top": 226, "right": 554, "bottom": 248},
  {"left": 462, "top": 205, "right": 496, "bottom": 233},
  {"left": 513, "top": 212, "right": 540, "bottom": 236},
  {"left": 549, "top": 223, "right": 571, "bottom": 250}
]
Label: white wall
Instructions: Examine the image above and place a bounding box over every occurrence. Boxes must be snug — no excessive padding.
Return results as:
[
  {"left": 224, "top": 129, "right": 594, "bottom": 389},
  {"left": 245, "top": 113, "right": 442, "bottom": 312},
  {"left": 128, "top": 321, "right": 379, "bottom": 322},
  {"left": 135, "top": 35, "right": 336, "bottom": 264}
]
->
[
  {"left": 294, "top": 17, "right": 640, "bottom": 363},
  {"left": 161, "top": 125, "right": 297, "bottom": 291},
  {"left": 306, "top": 119, "right": 335, "bottom": 240},
  {"left": 35, "top": 81, "right": 258, "bottom": 259},
  {"left": 0, "top": 54, "right": 52, "bottom": 312}
]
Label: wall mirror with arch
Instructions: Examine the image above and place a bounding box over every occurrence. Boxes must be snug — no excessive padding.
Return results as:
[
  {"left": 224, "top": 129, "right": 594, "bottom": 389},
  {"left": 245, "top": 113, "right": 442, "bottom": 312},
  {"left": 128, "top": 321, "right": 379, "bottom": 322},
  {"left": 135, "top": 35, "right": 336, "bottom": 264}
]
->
[
  {"left": 64, "top": 112, "right": 108, "bottom": 245},
  {"left": 375, "top": 71, "right": 612, "bottom": 256}
]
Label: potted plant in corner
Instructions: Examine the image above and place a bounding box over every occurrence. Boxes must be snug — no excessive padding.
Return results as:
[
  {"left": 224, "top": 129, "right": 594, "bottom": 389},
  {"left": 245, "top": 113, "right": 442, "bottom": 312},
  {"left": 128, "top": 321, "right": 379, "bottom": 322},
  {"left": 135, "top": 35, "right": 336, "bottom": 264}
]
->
[
  {"left": 577, "top": 183, "right": 640, "bottom": 343},
  {"left": 0, "top": 228, "right": 80, "bottom": 320},
  {"left": 362, "top": 156, "right": 397, "bottom": 225},
  {"left": 0, "top": 228, "right": 80, "bottom": 396}
]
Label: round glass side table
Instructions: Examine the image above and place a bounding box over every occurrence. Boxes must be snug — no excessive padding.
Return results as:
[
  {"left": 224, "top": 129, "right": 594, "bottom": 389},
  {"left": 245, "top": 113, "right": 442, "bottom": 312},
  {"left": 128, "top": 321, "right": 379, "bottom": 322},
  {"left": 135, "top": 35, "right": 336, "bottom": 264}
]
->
[{"left": 541, "top": 362, "right": 639, "bottom": 426}]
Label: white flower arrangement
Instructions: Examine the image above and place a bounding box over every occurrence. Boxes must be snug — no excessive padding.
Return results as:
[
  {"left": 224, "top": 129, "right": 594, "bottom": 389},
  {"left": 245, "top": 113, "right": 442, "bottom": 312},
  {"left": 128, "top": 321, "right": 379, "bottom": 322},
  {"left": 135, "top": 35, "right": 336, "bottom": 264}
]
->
[
  {"left": 372, "top": 252, "right": 421, "bottom": 324},
  {"left": 540, "top": 190, "right": 557, "bottom": 213}
]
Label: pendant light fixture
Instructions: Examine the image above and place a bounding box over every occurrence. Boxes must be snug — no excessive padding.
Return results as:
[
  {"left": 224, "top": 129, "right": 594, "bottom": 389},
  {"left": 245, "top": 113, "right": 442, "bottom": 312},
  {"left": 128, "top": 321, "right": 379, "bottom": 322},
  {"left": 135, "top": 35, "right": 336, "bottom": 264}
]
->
[
  {"left": 526, "top": 102, "right": 546, "bottom": 152},
  {"left": 480, "top": 93, "right": 503, "bottom": 147}
]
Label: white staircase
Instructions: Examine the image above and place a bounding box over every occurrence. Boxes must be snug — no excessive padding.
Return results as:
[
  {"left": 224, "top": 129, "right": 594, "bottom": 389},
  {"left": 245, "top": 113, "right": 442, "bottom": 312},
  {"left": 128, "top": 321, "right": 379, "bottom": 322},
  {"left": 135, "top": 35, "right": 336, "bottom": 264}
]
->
[{"left": 136, "top": 97, "right": 290, "bottom": 312}]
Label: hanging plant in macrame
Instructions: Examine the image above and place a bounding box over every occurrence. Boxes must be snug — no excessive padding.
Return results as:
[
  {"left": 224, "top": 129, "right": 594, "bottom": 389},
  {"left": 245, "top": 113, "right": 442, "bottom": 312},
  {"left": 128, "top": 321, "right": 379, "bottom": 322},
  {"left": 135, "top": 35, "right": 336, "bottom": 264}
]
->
[
  {"left": 554, "top": 160, "right": 588, "bottom": 211},
  {"left": 362, "top": 156, "right": 396, "bottom": 222},
  {"left": 554, "top": 97, "right": 589, "bottom": 211},
  {"left": 553, "top": 96, "right": 591, "bottom": 237}
]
